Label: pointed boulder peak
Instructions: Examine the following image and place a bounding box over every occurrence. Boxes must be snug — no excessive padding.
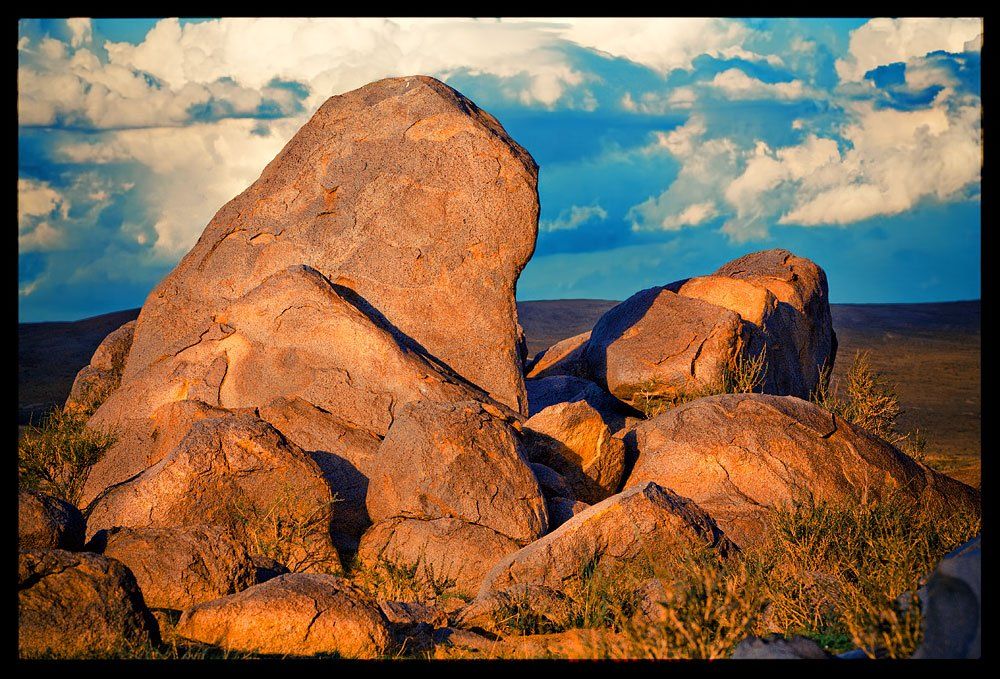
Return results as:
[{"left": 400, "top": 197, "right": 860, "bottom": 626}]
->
[{"left": 123, "top": 75, "right": 539, "bottom": 416}]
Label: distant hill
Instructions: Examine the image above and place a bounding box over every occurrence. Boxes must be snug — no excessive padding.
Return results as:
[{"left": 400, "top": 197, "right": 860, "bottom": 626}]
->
[{"left": 17, "top": 299, "right": 979, "bottom": 488}]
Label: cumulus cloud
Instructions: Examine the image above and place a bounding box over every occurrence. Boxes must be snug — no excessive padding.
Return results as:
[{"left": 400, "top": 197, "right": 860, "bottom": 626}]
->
[
  {"left": 629, "top": 67, "right": 981, "bottom": 241},
  {"left": 540, "top": 204, "right": 608, "bottom": 232},
  {"left": 522, "top": 17, "right": 772, "bottom": 73},
  {"left": 66, "top": 18, "right": 92, "bottom": 48},
  {"left": 708, "top": 68, "right": 812, "bottom": 100},
  {"left": 781, "top": 99, "right": 981, "bottom": 225},
  {"left": 836, "top": 17, "right": 983, "bottom": 82},
  {"left": 18, "top": 178, "right": 69, "bottom": 225},
  {"left": 58, "top": 117, "right": 300, "bottom": 256}
]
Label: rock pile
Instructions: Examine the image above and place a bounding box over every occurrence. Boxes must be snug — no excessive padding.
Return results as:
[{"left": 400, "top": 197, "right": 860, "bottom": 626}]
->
[{"left": 20, "top": 76, "right": 979, "bottom": 660}]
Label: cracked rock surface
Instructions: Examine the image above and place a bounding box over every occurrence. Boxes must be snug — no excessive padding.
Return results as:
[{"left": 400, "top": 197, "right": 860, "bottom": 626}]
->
[
  {"left": 366, "top": 400, "right": 547, "bottom": 543},
  {"left": 85, "top": 412, "right": 341, "bottom": 574},
  {"left": 626, "top": 393, "right": 981, "bottom": 547},
  {"left": 121, "top": 75, "right": 537, "bottom": 418},
  {"left": 174, "top": 573, "right": 392, "bottom": 657}
]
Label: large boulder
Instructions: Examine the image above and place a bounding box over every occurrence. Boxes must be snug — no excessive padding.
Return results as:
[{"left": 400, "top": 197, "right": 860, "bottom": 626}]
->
[
  {"left": 80, "top": 399, "right": 230, "bottom": 507},
  {"left": 366, "top": 400, "right": 547, "bottom": 544},
  {"left": 65, "top": 320, "right": 135, "bottom": 412},
  {"left": 85, "top": 412, "right": 341, "bottom": 574},
  {"left": 175, "top": 573, "right": 392, "bottom": 657},
  {"left": 85, "top": 265, "right": 507, "bottom": 501},
  {"left": 18, "top": 549, "right": 157, "bottom": 658},
  {"left": 477, "top": 482, "right": 733, "bottom": 597},
  {"left": 357, "top": 517, "right": 522, "bottom": 597},
  {"left": 912, "top": 536, "right": 981, "bottom": 659},
  {"left": 523, "top": 400, "right": 626, "bottom": 503},
  {"left": 712, "top": 249, "right": 837, "bottom": 398},
  {"left": 582, "top": 286, "right": 746, "bottom": 410},
  {"left": 525, "top": 331, "right": 591, "bottom": 380},
  {"left": 19, "top": 490, "right": 85, "bottom": 551},
  {"left": 95, "top": 525, "right": 257, "bottom": 611},
  {"left": 121, "top": 76, "right": 538, "bottom": 417},
  {"left": 626, "top": 394, "right": 981, "bottom": 547}
]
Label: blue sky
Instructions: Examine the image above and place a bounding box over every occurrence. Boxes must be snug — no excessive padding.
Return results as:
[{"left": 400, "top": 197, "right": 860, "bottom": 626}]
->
[{"left": 18, "top": 18, "right": 983, "bottom": 322}]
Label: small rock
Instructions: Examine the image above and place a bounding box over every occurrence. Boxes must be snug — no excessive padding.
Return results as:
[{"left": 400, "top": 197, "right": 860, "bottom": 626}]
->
[
  {"left": 19, "top": 490, "right": 85, "bottom": 551},
  {"left": 731, "top": 635, "right": 831, "bottom": 659}
]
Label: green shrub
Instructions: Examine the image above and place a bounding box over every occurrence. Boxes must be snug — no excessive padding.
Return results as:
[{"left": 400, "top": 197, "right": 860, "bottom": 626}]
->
[{"left": 18, "top": 407, "right": 115, "bottom": 505}]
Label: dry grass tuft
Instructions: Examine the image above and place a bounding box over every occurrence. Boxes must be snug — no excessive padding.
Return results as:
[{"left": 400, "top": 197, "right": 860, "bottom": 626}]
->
[
  {"left": 348, "top": 557, "right": 467, "bottom": 606},
  {"left": 221, "top": 483, "right": 341, "bottom": 574},
  {"left": 752, "top": 493, "right": 980, "bottom": 657},
  {"left": 635, "top": 347, "right": 767, "bottom": 418},
  {"left": 18, "top": 407, "right": 115, "bottom": 506}
]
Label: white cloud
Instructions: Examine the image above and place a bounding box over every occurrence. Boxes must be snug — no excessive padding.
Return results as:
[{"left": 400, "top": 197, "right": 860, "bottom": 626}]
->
[
  {"left": 836, "top": 17, "right": 983, "bottom": 82},
  {"left": 18, "top": 178, "right": 69, "bottom": 225},
  {"left": 540, "top": 204, "right": 608, "bottom": 232},
  {"left": 621, "top": 89, "right": 693, "bottom": 114},
  {"left": 19, "top": 221, "right": 63, "bottom": 252},
  {"left": 58, "top": 118, "right": 301, "bottom": 256},
  {"left": 66, "top": 18, "right": 92, "bottom": 48},
  {"left": 628, "top": 78, "right": 981, "bottom": 240},
  {"left": 629, "top": 116, "right": 741, "bottom": 232},
  {"left": 708, "top": 68, "right": 812, "bottom": 100},
  {"left": 661, "top": 201, "right": 718, "bottom": 228},
  {"left": 527, "top": 17, "right": 767, "bottom": 73},
  {"left": 781, "top": 100, "right": 981, "bottom": 225}
]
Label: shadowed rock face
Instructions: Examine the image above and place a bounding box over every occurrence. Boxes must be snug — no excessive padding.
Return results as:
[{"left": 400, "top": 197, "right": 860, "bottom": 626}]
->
[
  {"left": 96, "top": 525, "right": 258, "bottom": 611},
  {"left": 19, "top": 490, "right": 85, "bottom": 552},
  {"left": 122, "top": 75, "right": 538, "bottom": 417},
  {"left": 913, "top": 535, "right": 981, "bottom": 659},
  {"left": 175, "top": 573, "right": 392, "bottom": 658},
  {"left": 18, "top": 549, "right": 157, "bottom": 658},
  {"left": 584, "top": 286, "right": 746, "bottom": 408},
  {"left": 477, "top": 482, "right": 734, "bottom": 597},
  {"left": 257, "top": 395, "right": 382, "bottom": 553},
  {"left": 626, "top": 393, "right": 981, "bottom": 548}
]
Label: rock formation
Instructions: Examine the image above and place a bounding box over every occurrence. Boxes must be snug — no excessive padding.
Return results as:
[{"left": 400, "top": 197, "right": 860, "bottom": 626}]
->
[{"left": 626, "top": 393, "right": 981, "bottom": 547}]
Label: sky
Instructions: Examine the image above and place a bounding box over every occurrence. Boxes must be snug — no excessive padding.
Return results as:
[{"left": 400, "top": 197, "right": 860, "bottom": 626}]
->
[{"left": 17, "top": 17, "right": 983, "bottom": 322}]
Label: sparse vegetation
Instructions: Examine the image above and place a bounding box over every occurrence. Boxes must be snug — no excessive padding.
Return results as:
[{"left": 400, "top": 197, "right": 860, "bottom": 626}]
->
[
  {"left": 18, "top": 405, "right": 116, "bottom": 505},
  {"left": 221, "top": 483, "right": 341, "bottom": 574},
  {"left": 349, "top": 556, "right": 467, "bottom": 606},
  {"left": 812, "top": 351, "right": 930, "bottom": 464},
  {"left": 478, "top": 494, "right": 977, "bottom": 660},
  {"left": 635, "top": 347, "right": 767, "bottom": 418}
]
